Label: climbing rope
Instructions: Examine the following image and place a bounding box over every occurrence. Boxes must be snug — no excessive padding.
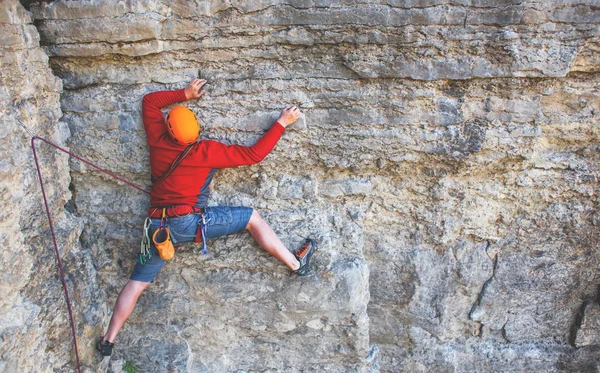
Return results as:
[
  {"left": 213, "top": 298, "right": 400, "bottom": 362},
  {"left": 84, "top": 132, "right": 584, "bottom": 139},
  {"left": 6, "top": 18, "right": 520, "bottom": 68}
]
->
[{"left": 27, "top": 126, "right": 150, "bottom": 372}]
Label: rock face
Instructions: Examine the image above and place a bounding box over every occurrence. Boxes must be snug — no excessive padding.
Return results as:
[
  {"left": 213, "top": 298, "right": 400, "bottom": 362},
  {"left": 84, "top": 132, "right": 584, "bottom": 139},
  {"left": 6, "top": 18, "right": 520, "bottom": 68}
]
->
[
  {"left": 0, "top": 1, "right": 106, "bottom": 372},
  {"left": 0, "top": 0, "right": 599, "bottom": 372}
]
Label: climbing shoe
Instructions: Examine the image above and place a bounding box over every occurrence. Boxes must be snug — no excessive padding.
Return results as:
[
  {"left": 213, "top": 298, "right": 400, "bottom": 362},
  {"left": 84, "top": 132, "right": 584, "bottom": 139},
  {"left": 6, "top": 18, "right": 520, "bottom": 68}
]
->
[
  {"left": 96, "top": 338, "right": 114, "bottom": 357},
  {"left": 293, "top": 239, "right": 316, "bottom": 276}
]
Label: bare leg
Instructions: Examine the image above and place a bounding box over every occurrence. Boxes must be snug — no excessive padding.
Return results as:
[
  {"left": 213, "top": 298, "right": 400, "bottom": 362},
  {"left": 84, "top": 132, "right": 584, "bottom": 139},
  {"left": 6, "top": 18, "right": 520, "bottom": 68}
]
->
[
  {"left": 246, "top": 210, "right": 300, "bottom": 271},
  {"left": 102, "top": 279, "right": 150, "bottom": 343}
]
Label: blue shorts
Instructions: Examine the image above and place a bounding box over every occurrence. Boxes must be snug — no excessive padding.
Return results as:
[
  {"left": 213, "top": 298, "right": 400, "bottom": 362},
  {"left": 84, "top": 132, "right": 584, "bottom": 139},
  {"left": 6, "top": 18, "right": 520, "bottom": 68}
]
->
[{"left": 130, "top": 206, "right": 253, "bottom": 282}]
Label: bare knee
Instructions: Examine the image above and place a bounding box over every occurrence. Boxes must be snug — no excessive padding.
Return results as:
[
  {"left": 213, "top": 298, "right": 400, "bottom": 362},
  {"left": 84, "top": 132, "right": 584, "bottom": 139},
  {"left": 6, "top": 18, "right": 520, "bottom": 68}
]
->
[
  {"left": 246, "top": 209, "right": 262, "bottom": 231},
  {"left": 121, "top": 279, "right": 150, "bottom": 298}
]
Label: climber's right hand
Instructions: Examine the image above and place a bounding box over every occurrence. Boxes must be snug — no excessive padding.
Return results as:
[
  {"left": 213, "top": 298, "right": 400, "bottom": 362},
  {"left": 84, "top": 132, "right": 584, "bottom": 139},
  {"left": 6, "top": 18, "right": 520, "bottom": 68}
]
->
[{"left": 277, "top": 105, "right": 302, "bottom": 128}]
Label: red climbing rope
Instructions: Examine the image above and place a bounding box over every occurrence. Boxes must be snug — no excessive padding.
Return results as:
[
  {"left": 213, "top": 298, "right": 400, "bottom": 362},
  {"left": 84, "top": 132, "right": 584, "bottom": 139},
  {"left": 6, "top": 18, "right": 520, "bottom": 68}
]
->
[
  {"left": 33, "top": 136, "right": 150, "bottom": 195},
  {"left": 31, "top": 135, "right": 150, "bottom": 372}
]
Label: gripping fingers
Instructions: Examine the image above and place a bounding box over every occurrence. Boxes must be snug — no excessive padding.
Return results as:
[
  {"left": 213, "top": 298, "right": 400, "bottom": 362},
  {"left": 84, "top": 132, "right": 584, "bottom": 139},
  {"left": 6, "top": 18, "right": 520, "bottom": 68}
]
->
[
  {"left": 187, "top": 79, "right": 207, "bottom": 97},
  {"left": 190, "top": 79, "right": 206, "bottom": 87},
  {"left": 195, "top": 79, "right": 207, "bottom": 89}
]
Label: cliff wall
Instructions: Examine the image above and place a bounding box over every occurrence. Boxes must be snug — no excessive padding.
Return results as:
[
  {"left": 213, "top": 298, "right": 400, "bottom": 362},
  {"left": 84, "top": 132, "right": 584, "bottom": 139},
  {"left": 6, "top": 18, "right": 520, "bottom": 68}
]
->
[{"left": 0, "top": 1, "right": 598, "bottom": 372}]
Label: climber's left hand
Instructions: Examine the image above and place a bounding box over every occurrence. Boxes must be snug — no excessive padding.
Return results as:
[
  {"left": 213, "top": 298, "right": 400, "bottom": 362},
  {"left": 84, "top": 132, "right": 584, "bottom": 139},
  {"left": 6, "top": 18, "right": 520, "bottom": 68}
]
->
[{"left": 184, "top": 79, "right": 207, "bottom": 100}]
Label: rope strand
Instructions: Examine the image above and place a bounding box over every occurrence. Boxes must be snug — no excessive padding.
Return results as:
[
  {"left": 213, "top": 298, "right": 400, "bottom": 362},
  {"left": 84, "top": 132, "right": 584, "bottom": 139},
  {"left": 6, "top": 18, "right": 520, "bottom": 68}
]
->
[
  {"left": 34, "top": 136, "right": 150, "bottom": 195},
  {"left": 31, "top": 135, "right": 150, "bottom": 372}
]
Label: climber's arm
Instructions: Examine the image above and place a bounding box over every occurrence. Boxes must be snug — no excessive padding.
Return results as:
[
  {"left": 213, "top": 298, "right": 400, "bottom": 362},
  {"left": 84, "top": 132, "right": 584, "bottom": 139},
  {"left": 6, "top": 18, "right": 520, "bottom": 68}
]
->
[
  {"left": 142, "top": 79, "right": 206, "bottom": 143},
  {"left": 195, "top": 105, "right": 302, "bottom": 168}
]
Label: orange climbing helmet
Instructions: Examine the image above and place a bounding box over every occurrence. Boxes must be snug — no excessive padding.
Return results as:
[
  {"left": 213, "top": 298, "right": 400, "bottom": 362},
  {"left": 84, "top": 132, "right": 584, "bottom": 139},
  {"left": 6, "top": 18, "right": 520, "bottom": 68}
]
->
[{"left": 166, "top": 106, "right": 200, "bottom": 145}]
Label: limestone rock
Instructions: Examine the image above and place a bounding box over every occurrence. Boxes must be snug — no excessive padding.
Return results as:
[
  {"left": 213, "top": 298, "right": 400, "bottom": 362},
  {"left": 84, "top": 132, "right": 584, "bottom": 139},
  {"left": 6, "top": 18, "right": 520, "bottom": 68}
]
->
[
  {"left": 1, "top": 0, "right": 599, "bottom": 372},
  {"left": 576, "top": 302, "right": 600, "bottom": 348},
  {"left": 0, "top": 1, "right": 105, "bottom": 372}
]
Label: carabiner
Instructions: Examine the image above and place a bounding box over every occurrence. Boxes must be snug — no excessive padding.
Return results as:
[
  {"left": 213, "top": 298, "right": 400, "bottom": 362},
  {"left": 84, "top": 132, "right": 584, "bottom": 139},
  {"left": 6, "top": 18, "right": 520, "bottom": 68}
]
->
[
  {"left": 139, "top": 217, "right": 153, "bottom": 265},
  {"left": 199, "top": 213, "right": 210, "bottom": 255}
]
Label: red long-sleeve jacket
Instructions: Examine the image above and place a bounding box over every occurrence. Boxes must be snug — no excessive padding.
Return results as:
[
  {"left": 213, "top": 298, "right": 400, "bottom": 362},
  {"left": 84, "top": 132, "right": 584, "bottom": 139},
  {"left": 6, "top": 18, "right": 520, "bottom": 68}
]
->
[{"left": 142, "top": 89, "right": 285, "bottom": 208}]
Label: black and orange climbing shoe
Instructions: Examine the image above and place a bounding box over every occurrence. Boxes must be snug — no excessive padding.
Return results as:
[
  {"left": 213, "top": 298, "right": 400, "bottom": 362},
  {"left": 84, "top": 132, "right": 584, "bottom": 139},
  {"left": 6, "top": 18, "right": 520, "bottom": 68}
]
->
[
  {"left": 293, "top": 239, "right": 316, "bottom": 276},
  {"left": 96, "top": 338, "right": 114, "bottom": 357}
]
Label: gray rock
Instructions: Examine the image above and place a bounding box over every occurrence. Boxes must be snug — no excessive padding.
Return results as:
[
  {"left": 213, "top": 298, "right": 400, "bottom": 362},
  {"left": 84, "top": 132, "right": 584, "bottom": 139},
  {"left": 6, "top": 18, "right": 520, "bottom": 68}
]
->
[
  {"left": 1, "top": 0, "right": 599, "bottom": 372},
  {"left": 575, "top": 302, "right": 600, "bottom": 347}
]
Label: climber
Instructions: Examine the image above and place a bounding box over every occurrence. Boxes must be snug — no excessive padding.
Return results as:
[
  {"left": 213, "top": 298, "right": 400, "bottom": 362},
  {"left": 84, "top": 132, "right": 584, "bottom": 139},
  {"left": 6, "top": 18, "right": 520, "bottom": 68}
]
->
[{"left": 96, "top": 78, "right": 316, "bottom": 357}]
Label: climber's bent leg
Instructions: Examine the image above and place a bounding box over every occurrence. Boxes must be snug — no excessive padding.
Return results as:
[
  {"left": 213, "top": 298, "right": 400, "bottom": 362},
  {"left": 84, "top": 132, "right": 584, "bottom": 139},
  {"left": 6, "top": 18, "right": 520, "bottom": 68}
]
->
[{"left": 245, "top": 210, "right": 300, "bottom": 271}]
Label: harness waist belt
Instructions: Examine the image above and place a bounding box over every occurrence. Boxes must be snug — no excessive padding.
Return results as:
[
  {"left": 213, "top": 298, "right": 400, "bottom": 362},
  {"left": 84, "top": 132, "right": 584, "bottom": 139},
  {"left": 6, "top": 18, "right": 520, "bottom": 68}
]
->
[{"left": 148, "top": 205, "right": 203, "bottom": 219}]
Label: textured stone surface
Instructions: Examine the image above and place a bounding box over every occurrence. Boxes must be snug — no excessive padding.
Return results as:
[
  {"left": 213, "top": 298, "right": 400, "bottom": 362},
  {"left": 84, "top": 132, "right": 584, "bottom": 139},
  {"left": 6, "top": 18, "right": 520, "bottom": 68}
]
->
[
  {"left": 0, "top": 1, "right": 107, "bottom": 372},
  {"left": 576, "top": 302, "right": 600, "bottom": 348},
  {"left": 1, "top": 0, "right": 599, "bottom": 372}
]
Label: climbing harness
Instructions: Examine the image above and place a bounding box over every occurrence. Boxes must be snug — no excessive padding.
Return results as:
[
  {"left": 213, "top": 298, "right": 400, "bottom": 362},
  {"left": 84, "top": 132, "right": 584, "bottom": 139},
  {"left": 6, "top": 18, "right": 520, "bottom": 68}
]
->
[
  {"left": 139, "top": 205, "right": 211, "bottom": 263},
  {"left": 148, "top": 205, "right": 202, "bottom": 218}
]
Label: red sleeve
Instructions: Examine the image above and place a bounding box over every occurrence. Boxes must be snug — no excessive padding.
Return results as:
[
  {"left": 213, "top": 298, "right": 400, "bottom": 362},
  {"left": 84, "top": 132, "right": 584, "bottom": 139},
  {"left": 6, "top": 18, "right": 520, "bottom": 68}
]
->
[
  {"left": 142, "top": 89, "right": 188, "bottom": 145},
  {"left": 196, "top": 122, "right": 286, "bottom": 168}
]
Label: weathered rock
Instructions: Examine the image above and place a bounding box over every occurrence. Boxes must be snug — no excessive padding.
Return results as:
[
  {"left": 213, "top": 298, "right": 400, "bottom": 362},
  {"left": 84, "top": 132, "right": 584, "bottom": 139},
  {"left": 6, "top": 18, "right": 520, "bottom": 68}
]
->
[
  {"left": 575, "top": 301, "right": 600, "bottom": 348},
  {"left": 1, "top": 0, "right": 599, "bottom": 372},
  {"left": 0, "top": 1, "right": 107, "bottom": 372}
]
